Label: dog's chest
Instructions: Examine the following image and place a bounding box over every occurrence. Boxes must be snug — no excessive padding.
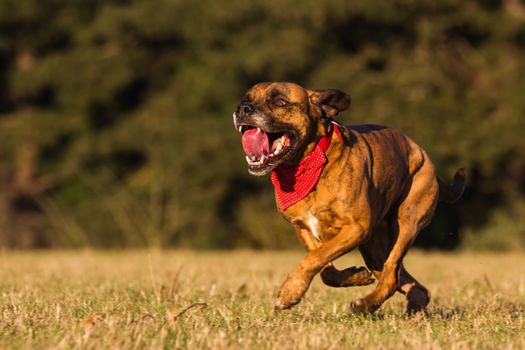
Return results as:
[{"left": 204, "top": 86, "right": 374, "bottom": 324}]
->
[
  {"left": 288, "top": 207, "right": 344, "bottom": 242},
  {"left": 306, "top": 211, "right": 322, "bottom": 241}
]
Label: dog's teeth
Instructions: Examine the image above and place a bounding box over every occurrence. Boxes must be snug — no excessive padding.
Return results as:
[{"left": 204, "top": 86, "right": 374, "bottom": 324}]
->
[
  {"left": 246, "top": 154, "right": 268, "bottom": 166},
  {"left": 274, "top": 141, "right": 283, "bottom": 155},
  {"left": 271, "top": 136, "right": 286, "bottom": 156},
  {"left": 238, "top": 125, "right": 243, "bottom": 133}
]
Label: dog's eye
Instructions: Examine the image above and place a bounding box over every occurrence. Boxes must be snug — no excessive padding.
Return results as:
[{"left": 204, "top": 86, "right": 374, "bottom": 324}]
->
[{"left": 274, "top": 99, "right": 288, "bottom": 107}]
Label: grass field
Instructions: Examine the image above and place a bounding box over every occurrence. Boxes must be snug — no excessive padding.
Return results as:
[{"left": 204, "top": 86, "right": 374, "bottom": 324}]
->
[{"left": 0, "top": 250, "right": 524, "bottom": 349}]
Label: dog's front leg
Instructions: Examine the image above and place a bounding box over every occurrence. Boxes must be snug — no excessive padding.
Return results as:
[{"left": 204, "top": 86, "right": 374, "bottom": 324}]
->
[
  {"left": 294, "top": 226, "right": 374, "bottom": 288},
  {"left": 275, "top": 223, "right": 368, "bottom": 311}
]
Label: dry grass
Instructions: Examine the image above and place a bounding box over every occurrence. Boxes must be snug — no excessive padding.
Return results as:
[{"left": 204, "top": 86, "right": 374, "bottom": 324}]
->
[{"left": 0, "top": 250, "right": 524, "bottom": 349}]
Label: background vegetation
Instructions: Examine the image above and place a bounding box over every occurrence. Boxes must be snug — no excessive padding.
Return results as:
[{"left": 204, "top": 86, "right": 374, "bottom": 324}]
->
[{"left": 1, "top": 0, "right": 525, "bottom": 249}]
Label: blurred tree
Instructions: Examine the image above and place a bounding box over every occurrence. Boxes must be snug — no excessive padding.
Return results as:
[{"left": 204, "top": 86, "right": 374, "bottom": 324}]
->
[{"left": 0, "top": 0, "right": 524, "bottom": 249}]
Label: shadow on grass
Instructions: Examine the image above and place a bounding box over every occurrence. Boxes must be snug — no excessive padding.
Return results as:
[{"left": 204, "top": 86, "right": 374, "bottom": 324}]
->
[
  {"left": 302, "top": 306, "right": 468, "bottom": 323},
  {"left": 426, "top": 306, "right": 466, "bottom": 320}
]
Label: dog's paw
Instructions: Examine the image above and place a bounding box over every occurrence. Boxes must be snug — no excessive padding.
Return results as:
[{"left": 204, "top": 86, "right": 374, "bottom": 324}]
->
[
  {"left": 274, "top": 291, "right": 302, "bottom": 312},
  {"left": 321, "top": 265, "right": 375, "bottom": 288},
  {"left": 273, "top": 297, "right": 300, "bottom": 312},
  {"left": 405, "top": 287, "right": 431, "bottom": 314},
  {"left": 274, "top": 272, "right": 311, "bottom": 311},
  {"left": 350, "top": 298, "right": 375, "bottom": 314},
  {"left": 341, "top": 266, "right": 375, "bottom": 287}
]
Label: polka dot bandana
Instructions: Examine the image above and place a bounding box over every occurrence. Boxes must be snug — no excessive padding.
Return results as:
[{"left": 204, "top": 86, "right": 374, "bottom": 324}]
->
[{"left": 271, "top": 122, "right": 343, "bottom": 210}]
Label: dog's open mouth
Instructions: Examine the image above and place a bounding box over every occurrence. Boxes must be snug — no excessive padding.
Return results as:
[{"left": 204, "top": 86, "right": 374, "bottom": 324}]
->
[{"left": 239, "top": 125, "right": 295, "bottom": 174}]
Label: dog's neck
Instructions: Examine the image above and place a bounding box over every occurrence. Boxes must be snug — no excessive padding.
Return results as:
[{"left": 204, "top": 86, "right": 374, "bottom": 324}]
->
[
  {"left": 286, "top": 119, "right": 333, "bottom": 165},
  {"left": 271, "top": 120, "right": 343, "bottom": 211}
]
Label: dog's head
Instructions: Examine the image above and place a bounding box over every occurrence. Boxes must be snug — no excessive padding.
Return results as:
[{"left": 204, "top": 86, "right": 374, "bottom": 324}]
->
[{"left": 233, "top": 82, "right": 350, "bottom": 175}]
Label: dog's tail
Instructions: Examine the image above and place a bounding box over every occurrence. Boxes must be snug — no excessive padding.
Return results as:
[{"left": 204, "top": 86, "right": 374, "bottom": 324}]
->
[{"left": 437, "top": 168, "right": 465, "bottom": 204}]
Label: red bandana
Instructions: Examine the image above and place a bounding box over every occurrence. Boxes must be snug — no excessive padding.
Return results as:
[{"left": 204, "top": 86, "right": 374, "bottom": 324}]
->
[{"left": 270, "top": 123, "right": 343, "bottom": 210}]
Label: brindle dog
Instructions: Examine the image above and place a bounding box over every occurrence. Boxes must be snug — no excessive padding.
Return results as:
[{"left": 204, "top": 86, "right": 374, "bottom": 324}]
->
[{"left": 233, "top": 82, "right": 464, "bottom": 313}]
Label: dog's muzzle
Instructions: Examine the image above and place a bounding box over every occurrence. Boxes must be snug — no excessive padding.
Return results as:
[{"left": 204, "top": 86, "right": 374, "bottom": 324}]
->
[{"left": 233, "top": 109, "right": 297, "bottom": 176}]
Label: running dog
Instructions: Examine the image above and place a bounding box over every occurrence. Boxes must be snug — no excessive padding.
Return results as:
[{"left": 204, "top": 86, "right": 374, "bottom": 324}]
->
[{"left": 233, "top": 82, "right": 464, "bottom": 313}]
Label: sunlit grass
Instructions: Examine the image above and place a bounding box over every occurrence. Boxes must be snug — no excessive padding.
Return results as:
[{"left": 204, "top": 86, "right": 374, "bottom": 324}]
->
[{"left": 0, "top": 250, "right": 524, "bottom": 349}]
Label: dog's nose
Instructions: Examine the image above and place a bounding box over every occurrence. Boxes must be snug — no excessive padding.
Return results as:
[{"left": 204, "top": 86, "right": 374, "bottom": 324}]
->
[{"left": 239, "top": 103, "right": 255, "bottom": 116}]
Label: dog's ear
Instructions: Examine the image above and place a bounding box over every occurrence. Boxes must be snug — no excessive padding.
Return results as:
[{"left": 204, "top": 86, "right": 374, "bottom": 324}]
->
[{"left": 308, "top": 89, "right": 351, "bottom": 118}]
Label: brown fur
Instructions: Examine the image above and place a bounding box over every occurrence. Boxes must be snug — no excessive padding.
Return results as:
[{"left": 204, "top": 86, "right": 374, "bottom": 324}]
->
[{"left": 234, "top": 82, "right": 465, "bottom": 313}]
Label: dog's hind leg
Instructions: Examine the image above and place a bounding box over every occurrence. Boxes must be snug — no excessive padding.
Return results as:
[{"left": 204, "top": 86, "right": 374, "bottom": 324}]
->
[
  {"left": 352, "top": 160, "right": 439, "bottom": 314},
  {"left": 359, "top": 223, "right": 430, "bottom": 313},
  {"left": 358, "top": 220, "right": 391, "bottom": 281},
  {"left": 398, "top": 265, "right": 431, "bottom": 313}
]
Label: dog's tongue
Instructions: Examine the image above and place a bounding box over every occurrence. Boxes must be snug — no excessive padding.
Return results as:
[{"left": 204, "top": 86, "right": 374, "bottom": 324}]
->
[{"left": 241, "top": 128, "right": 269, "bottom": 157}]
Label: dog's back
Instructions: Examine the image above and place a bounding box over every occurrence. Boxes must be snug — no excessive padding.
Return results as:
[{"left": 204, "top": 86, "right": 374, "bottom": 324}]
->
[
  {"left": 339, "top": 124, "right": 431, "bottom": 218},
  {"left": 347, "top": 124, "right": 425, "bottom": 173}
]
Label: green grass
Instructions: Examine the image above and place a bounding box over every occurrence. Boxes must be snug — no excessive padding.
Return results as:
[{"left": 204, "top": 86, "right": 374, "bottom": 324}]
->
[{"left": 0, "top": 250, "right": 524, "bottom": 349}]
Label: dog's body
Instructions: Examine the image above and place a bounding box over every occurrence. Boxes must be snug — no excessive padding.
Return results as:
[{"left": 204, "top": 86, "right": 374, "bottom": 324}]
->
[{"left": 234, "top": 82, "right": 464, "bottom": 313}]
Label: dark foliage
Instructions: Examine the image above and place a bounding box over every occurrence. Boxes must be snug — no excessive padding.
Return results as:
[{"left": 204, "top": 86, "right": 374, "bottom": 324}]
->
[{"left": 1, "top": 0, "right": 524, "bottom": 249}]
